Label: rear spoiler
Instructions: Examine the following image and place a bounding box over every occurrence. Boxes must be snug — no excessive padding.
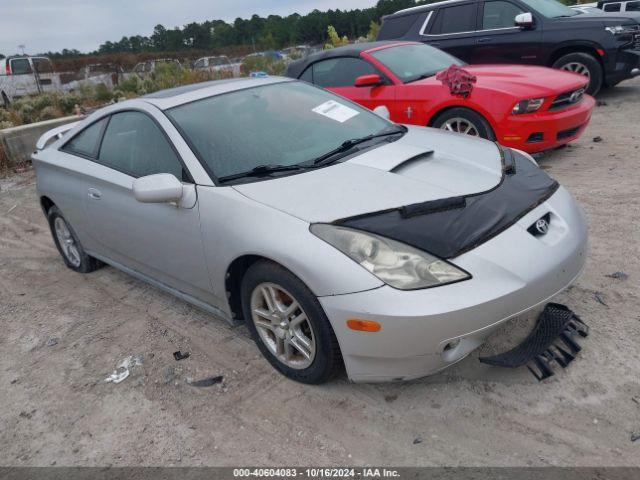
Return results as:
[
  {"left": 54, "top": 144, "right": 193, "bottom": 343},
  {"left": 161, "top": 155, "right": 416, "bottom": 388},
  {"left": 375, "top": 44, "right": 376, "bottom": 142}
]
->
[{"left": 35, "top": 120, "right": 81, "bottom": 150}]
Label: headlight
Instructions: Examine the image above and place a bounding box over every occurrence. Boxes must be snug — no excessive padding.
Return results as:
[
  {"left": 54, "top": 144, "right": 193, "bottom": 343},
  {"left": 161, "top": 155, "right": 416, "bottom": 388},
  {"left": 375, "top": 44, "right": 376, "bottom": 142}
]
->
[
  {"left": 310, "top": 224, "right": 471, "bottom": 290},
  {"left": 605, "top": 25, "right": 633, "bottom": 34},
  {"left": 512, "top": 98, "right": 545, "bottom": 115}
]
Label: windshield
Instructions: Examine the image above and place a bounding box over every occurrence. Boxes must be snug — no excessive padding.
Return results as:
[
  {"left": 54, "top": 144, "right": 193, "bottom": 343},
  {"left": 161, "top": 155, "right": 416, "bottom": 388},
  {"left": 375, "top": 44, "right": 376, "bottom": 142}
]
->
[
  {"left": 166, "top": 81, "right": 392, "bottom": 180},
  {"left": 520, "top": 0, "right": 578, "bottom": 18},
  {"left": 370, "top": 44, "right": 464, "bottom": 83}
]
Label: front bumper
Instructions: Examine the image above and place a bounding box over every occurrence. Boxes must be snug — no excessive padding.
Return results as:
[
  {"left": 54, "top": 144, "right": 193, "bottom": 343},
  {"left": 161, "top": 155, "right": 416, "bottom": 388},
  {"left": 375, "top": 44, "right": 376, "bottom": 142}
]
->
[
  {"left": 604, "top": 47, "right": 640, "bottom": 85},
  {"left": 497, "top": 95, "right": 595, "bottom": 153},
  {"left": 319, "top": 187, "right": 587, "bottom": 382}
]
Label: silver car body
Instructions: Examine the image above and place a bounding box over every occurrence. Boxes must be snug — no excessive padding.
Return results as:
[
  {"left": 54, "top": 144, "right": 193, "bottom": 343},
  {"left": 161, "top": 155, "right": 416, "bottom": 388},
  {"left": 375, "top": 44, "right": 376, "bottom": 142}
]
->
[{"left": 32, "top": 77, "right": 587, "bottom": 382}]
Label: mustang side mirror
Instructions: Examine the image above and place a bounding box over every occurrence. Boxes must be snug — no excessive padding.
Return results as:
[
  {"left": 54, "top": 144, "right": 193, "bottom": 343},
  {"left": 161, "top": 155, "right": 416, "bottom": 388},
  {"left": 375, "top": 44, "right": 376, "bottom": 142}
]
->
[
  {"left": 355, "top": 74, "right": 383, "bottom": 87},
  {"left": 133, "top": 173, "right": 184, "bottom": 204},
  {"left": 515, "top": 12, "right": 534, "bottom": 29}
]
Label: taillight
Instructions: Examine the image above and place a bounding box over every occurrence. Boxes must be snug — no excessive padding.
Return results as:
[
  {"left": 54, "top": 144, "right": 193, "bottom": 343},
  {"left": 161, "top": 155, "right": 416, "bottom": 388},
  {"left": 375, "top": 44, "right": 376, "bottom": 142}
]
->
[{"left": 5, "top": 63, "right": 10, "bottom": 75}]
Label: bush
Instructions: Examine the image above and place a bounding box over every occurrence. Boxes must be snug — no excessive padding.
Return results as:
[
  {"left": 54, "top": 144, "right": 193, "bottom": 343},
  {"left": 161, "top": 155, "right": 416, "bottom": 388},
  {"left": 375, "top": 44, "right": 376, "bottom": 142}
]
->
[
  {"left": 94, "top": 83, "right": 113, "bottom": 103},
  {"left": 241, "top": 55, "right": 287, "bottom": 76},
  {"left": 37, "top": 106, "right": 62, "bottom": 121}
]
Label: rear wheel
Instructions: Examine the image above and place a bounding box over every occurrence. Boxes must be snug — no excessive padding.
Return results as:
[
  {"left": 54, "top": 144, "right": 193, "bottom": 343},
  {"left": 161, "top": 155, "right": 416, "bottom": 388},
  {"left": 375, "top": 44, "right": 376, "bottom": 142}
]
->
[
  {"left": 1, "top": 92, "right": 10, "bottom": 109},
  {"left": 241, "top": 260, "right": 342, "bottom": 384},
  {"left": 552, "top": 52, "right": 603, "bottom": 95},
  {"left": 431, "top": 107, "right": 495, "bottom": 140},
  {"left": 47, "top": 206, "right": 103, "bottom": 273}
]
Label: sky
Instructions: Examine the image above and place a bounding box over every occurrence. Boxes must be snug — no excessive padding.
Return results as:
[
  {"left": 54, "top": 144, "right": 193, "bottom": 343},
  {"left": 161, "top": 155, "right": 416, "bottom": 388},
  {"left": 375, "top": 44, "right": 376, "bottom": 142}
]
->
[{"left": 0, "top": 0, "right": 379, "bottom": 56}]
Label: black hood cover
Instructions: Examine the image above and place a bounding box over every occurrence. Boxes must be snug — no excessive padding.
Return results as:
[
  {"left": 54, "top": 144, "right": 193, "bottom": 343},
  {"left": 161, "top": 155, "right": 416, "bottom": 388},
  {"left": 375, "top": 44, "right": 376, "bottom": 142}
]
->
[{"left": 335, "top": 147, "right": 559, "bottom": 259}]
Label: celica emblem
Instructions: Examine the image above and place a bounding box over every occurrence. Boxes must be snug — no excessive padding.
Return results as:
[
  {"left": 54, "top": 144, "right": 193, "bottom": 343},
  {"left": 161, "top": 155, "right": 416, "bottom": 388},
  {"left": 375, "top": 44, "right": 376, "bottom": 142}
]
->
[
  {"left": 535, "top": 218, "right": 549, "bottom": 235},
  {"left": 405, "top": 106, "right": 413, "bottom": 119}
]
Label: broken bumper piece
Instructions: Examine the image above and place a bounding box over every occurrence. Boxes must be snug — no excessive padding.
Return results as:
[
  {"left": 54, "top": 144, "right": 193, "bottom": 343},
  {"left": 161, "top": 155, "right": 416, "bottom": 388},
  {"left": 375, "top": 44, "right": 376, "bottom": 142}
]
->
[{"left": 479, "top": 303, "right": 588, "bottom": 381}]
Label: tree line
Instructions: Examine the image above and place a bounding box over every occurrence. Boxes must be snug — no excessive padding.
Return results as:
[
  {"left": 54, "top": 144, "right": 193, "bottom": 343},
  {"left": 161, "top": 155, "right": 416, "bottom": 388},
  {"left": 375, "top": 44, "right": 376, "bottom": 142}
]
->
[{"left": 42, "top": 0, "right": 423, "bottom": 58}]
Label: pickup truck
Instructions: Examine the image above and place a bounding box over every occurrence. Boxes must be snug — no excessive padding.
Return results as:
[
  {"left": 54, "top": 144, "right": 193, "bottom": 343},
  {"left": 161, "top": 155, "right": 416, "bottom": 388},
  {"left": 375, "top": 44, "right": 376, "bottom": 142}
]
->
[{"left": 0, "top": 56, "right": 60, "bottom": 106}]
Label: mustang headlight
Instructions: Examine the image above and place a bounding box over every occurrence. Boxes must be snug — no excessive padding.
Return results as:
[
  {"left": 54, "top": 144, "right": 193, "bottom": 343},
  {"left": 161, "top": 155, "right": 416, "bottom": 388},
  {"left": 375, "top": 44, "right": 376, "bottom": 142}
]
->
[
  {"left": 311, "top": 224, "right": 471, "bottom": 290},
  {"left": 512, "top": 98, "right": 545, "bottom": 115}
]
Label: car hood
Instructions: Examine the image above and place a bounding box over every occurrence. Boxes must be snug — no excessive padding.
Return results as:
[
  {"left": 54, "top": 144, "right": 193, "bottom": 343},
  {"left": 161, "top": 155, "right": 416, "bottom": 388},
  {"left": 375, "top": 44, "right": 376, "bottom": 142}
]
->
[
  {"left": 415, "top": 64, "right": 587, "bottom": 98},
  {"left": 232, "top": 126, "right": 503, "bottom": 223}
]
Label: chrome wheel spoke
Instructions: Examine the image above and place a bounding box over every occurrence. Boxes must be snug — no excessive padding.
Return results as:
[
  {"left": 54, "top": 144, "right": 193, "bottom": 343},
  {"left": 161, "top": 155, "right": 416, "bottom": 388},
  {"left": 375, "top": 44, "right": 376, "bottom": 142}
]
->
[
  {"left": 289, "top": 312, "right": 307, "bottom": 329},
  {"left": 250, "top": 282, "right": 316, "bottom": 370},
  {"left": 54, "top": 217, "right": 81, "bottom": 267},
  {"left": 291, "top": 330, "right": 313, "bottom": 360},
  {"left": 442, "top": 118, "right": 479, "bottom": 137}
]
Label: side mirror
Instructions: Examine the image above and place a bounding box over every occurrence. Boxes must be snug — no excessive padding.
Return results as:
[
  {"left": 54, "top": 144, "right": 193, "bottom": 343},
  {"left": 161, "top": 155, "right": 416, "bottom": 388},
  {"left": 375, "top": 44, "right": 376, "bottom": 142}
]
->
[
  {"left": 355, "top": 74, "right": 383, "bottom": 88},
  {"left": 133, "top": 173, "right": 183, "bottom": 204},
  {"left": 515, "top": 12, "right": 534, "bottom": 28}
]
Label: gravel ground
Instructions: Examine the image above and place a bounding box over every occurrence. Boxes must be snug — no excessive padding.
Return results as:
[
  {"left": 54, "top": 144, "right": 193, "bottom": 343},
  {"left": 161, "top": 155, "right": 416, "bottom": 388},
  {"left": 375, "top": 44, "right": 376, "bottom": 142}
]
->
[{"left": 1, "top": 79, "right": 639, "bottom": 467}]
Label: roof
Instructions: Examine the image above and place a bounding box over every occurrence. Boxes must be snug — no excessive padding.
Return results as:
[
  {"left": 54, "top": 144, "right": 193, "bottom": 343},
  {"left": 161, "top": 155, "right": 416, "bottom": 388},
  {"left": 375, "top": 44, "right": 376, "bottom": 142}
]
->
[
  {"left": 140, "top": 76, "right": 293, "bottom": 110},
  {"left": 389, "top": 0, "right": 470, "bottom": 18},
  {"left": 284, "top": 41, "right": 406, "bottom": 79}
]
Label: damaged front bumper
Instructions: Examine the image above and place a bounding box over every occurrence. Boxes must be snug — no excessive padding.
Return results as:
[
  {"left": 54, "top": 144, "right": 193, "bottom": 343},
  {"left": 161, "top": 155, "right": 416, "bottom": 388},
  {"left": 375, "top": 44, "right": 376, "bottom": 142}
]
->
[{"left": 319, "top": 186, "right": 587, "bottom": 383}]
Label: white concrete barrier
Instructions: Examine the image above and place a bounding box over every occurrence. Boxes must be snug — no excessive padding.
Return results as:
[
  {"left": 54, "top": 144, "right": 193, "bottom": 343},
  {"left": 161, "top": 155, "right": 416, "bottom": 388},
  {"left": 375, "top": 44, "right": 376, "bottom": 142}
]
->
[{"left": 0, "top": 115, "right": 80, "bottom": 170}]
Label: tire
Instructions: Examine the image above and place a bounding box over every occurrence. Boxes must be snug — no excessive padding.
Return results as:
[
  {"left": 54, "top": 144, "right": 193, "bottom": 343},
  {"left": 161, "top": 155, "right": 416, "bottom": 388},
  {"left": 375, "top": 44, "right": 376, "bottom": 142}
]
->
[
  {"left": 1, "top": 92, "right": 10, "bottom": 109},
  {"left": 430, "top": 107, "right": 495, "bottom": 140},
  {"left": 240, "top": 260, "right": 342, "bottom": 384},
  {"left": 552, "top": 52, "right": 603, "bottom": 96},
  {"left": 47, "top": 206, "right": 103, "bottom": 273}
]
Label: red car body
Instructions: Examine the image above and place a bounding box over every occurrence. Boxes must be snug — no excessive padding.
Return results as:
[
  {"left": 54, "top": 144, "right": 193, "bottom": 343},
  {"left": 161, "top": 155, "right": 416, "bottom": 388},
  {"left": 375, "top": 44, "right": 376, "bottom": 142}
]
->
[{"left": 287, "top": 42, "right": 595, "bottom": 153}]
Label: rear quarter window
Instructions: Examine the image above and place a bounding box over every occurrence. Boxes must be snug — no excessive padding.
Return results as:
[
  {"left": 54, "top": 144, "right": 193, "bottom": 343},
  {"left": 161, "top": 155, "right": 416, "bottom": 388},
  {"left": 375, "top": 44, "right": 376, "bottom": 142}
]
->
[
  {"left": 430, "top": 3, "right": 478, "bottom": 34},
  {"left": 10, "top": 58, "right": 32, "bottom": 75},
  {"left": 378, "top": 13, "right": 422, "bottom": 39},
  {"left": 62, "top": 118, "right": 109, "bottom": 158}
]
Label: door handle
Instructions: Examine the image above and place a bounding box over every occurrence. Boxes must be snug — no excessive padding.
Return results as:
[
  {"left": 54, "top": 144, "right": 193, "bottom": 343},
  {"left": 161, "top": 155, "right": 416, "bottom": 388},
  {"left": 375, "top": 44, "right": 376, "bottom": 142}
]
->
[
  {"left": 88, "top": 188, "right": 102, "bottom": 200},
  {"left": 477, "top": 37, "right": 493, "bottom": 44}
]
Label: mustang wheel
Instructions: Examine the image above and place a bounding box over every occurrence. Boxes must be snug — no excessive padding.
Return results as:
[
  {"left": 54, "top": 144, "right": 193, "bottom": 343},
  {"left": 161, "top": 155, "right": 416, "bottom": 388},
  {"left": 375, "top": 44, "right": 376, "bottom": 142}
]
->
[
  {"left": 552, "top": 52, "right": 602, "bottom": 95},
  {"left": 47, "top": 206, "right": 103, "bottom": 273},
  {"left": 241, "top": 260, "right": 342, "bottom": 384},
  {"left": 431, "top": 108, "right": 495, "bottom": 140}
]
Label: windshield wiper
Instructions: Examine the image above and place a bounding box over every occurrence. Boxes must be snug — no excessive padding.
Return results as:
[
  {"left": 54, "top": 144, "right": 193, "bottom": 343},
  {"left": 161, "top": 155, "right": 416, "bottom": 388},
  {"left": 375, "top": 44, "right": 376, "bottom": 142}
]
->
[
  {"left": 217, "top": 164, "right": 308, "bottom": 183},
  {"left": 312, "top": 125, "right": 407, "bottom": 167}
]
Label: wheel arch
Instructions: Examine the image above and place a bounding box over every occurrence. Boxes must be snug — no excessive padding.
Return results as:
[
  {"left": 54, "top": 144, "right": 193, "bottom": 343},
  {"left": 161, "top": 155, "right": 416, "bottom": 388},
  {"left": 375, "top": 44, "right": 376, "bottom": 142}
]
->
[
  {"left": 548, "top": 45, "right": 604, "bottom": 71},
  {"left": 225, "top": 254, "right": 288, "bottom": 323},
  {"left": 40, "top": 195, "right": 55, "bottom": 215}
]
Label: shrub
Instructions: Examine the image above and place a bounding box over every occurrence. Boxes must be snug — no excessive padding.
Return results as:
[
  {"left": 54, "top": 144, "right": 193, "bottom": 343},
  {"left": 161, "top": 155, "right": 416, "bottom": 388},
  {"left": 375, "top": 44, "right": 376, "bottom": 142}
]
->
[{"left": 37, "top": 106, "right": 62, "bottom": 121}]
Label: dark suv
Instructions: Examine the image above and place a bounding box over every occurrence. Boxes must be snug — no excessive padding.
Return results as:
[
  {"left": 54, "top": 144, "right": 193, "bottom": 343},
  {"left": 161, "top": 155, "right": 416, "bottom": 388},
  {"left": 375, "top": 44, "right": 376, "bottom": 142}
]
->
[{"left": 377, "top": 0, "right": 640, "bottom": 94}]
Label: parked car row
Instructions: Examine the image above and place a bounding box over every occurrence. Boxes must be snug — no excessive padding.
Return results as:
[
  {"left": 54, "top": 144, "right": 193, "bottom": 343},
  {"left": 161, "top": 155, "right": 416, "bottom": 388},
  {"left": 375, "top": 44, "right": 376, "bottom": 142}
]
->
[
  {"left": 0, "top": 45, "right": 320, "bottom": 106},
  {"left": 376, "top": 0, "right": 640, "bottom": 95}
]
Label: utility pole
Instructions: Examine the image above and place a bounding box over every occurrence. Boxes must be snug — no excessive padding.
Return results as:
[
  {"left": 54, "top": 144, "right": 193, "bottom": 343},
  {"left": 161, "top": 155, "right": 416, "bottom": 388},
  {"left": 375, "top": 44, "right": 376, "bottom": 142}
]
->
[{"left": 18, "top": 44, "right": 26, "bottom": 55}]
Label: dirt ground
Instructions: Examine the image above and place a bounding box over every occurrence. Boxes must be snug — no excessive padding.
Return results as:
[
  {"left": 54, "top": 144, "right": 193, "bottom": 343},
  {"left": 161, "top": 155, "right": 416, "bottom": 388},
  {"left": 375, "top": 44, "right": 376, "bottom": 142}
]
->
[{"left": 1, "top": 78, "right": 639, "bottom": 468}]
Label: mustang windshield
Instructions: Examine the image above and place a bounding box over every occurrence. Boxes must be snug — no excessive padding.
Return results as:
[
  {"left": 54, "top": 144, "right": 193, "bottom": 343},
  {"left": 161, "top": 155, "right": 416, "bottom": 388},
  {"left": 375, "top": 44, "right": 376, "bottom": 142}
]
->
[
  {"left": 371, "top": 44, "right": 464, "bottom": 83},
  {"left": 166, "top": 81, "right": 392, "bottom": 180}
]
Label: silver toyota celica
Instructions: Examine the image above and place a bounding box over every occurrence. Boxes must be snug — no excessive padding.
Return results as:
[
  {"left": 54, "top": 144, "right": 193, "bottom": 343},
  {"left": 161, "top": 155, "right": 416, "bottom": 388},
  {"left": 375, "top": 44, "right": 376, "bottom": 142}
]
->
[{"left": 32, "top": 77, "right": 587, "bottom": 384}]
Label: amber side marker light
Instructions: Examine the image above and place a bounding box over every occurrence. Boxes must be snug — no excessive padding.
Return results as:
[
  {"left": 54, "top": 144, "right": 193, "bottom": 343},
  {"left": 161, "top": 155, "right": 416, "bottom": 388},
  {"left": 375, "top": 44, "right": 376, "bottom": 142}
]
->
[{"left": 347, "top": 319, "right": 381, "bottom": 332}]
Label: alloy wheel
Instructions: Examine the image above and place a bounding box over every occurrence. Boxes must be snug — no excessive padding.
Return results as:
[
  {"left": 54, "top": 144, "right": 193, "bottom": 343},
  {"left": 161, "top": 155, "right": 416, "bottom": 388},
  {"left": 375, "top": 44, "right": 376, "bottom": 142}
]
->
[
  {"left": 250, "top": 282, "right": 316, "bottom": 369},
  {"left": 560, "top": 62, "right": 591, "bottom": 79},
  {"left": 441, "top": 117, "right": 480, "bottom": 136},
  {"left": 54, "top": 217, "right": 81, "bottom": 267}
]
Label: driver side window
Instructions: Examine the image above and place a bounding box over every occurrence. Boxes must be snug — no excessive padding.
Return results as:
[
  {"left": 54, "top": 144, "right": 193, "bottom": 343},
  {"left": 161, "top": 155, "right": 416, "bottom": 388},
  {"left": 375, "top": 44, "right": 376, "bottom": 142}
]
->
[
  {"left": 482, "top": 1, "right": 524, "bottom": 29},
  {"left": 311, "top": 58, "right": 378, "bottom": 88},
  {"left": 98, "top": 111, "right": 185, "bottom": 180}
]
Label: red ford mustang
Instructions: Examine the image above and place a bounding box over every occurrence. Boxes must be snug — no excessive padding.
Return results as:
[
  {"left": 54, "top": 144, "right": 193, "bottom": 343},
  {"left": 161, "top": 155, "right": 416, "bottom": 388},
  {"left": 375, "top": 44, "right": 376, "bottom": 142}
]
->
[{"left": 286, "top": 41, "right": 595, "bottom": 153}]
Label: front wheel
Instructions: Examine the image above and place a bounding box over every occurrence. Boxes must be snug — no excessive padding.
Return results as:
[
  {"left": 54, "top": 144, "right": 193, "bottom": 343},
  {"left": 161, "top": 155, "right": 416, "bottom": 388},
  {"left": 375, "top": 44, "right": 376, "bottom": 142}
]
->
[
  {"left": 47, "top": 206, "right": 103, "bottom": 273},
  {"left": 552, "top": 52, "right": 603, "bottom": 96},
  {"left": 241, "top": 260, "right": 342, "bottom": 384},
  {"left": 431, "top": 107, "right": 495, "bottom": 140}
]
